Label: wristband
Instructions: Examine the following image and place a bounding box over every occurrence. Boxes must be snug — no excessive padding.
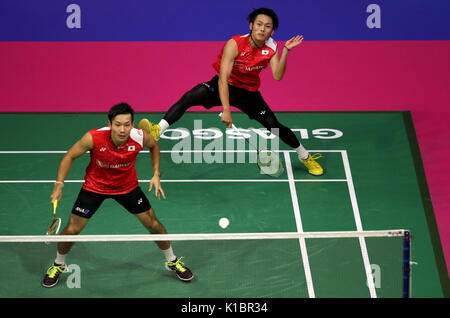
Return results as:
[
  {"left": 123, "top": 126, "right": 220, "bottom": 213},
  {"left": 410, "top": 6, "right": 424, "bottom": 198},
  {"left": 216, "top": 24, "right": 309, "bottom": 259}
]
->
[
  {"left": 55, "top": 181, "right": 64, "bottom": 187},
  {"left": 284, "top": 45, "right": 290, "bottom": 51}
]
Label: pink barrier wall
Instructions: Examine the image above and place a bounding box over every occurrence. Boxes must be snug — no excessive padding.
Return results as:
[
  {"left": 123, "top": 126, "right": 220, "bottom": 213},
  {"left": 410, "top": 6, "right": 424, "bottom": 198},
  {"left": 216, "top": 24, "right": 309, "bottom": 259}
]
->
[
  {"left": 0, "top": 42, "right": 222, "bottom": 111},
  {"left": 1, "top": 41, "right": 449, "bottom": 275}
]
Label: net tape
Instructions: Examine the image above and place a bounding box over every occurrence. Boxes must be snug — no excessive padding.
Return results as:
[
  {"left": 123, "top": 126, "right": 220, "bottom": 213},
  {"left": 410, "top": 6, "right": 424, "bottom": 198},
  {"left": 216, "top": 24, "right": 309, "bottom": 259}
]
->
[{"left": 0, "top": 230, "right": 408, "bottom": 243}]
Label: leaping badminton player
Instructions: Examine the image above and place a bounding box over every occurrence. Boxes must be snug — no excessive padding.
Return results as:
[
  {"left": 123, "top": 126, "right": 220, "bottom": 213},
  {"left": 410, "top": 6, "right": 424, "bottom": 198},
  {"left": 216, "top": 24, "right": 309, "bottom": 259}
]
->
[
  {"left": 139, "top": 7, "right": 323, "bottom": 176},
  {"left": 42, "top": 103, "right": 193, "bottom": 288}
]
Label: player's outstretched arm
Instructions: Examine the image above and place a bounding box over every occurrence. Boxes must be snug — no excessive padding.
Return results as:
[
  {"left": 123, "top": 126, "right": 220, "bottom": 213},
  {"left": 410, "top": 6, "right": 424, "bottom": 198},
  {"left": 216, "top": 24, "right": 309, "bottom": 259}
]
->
[
  {"left": 144, "top": 131, "right": 165, "bottom": 200},
  {"left": 50, "top": 132, "right": 93, "bottom": 203},
  {"left": 219, "top": 39, "right": 238, "bottom": 128}
]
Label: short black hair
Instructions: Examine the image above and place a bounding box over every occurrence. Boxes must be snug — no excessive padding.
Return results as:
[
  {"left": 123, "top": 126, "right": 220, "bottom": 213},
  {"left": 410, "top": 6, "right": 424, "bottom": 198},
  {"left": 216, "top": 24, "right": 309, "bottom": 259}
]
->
[
  {"left": 248, "top": 8, "right": 279, "bottom": 30},
  {"left": 108, "top": 102, "right": 134, "bottom": 122}
]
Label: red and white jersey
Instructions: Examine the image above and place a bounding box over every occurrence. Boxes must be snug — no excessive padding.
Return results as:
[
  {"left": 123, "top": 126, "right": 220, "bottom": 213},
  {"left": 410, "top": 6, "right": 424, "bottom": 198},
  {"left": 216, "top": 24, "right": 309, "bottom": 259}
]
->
[
  {"left": 212, "top": 34, "right": 277, "bottom": 92},
  {"left": 82, "top": 127, "right": 144, "bottom": 195}
]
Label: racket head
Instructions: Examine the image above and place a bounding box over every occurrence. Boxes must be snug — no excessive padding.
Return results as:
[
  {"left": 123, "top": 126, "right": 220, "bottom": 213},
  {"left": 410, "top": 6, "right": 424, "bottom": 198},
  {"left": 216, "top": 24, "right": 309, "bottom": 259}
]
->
[
  {"left": 219, "top": 112, "right": 284, "bottom": 177},
  {"left": 257, "top": 150, "right": 285, "bottom": 178},
  {"left": 45, "top": 217, "right": 61, "bottom": 245}
]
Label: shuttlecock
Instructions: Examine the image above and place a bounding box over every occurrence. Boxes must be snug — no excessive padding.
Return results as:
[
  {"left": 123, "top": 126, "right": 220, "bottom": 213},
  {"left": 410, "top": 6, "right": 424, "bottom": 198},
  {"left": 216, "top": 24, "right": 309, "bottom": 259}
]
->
[{"left": 219, "top": 217, "right": 229, "bottom": 229}]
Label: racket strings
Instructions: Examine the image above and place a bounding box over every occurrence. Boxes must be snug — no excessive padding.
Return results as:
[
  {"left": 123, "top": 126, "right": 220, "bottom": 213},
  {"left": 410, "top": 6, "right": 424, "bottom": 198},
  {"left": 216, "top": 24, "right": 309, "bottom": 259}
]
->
[
  {"left": 47, "top": 218, "right": 61, "bottom": 235},
  {"left": 257, "top": 150, "right": 284, "bottom": 177},
  {"left": 219, "top": 112, "right": 285, "bottom": 178}
]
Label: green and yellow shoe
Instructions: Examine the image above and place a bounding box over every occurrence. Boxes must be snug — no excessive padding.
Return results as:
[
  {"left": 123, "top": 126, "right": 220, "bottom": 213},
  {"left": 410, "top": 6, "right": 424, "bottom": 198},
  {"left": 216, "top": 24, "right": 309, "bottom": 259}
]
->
[
  {"left": 138, "top": 118, "right": 161, "bottom": 141},
  {"left": 165, "top": 257, "right": 194, "bottom": 282},
  {"left": 42, "top": 263, "right": 66, "bottom": 288},
  {"left": 301, "top": 153, "right": 324, "bottom": 176}
]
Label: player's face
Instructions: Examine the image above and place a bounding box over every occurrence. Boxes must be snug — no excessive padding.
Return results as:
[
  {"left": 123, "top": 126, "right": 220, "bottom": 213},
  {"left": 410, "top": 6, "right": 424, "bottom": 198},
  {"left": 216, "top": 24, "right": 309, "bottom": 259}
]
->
[
  {"left": 250, "top": 14, "right": 274, "bottom": 42},
  {"left": 108, "top": 114, "right": 135, "bottom": 146}
]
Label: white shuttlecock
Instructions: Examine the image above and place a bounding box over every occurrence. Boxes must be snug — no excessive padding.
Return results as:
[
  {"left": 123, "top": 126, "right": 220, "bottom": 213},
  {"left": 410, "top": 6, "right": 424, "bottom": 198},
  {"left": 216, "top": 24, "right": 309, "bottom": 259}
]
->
[{"left": 219, "top": 217, "right": 230, "bottom": 229}]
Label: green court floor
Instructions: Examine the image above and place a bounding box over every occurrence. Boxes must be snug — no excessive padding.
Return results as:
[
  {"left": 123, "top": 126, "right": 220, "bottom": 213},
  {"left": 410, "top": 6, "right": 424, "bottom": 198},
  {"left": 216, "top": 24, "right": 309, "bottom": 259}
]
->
[{"left": 0, "top": 111, "right": 447, "bottom": 298}]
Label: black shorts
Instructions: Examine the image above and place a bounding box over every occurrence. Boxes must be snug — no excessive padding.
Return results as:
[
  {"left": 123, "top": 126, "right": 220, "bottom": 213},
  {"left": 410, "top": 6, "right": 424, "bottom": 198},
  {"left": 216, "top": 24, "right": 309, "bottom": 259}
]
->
[
  {"left": 71, "top": 187, "right": 151, "bottom": 219},
  {"left": 200, "top": 75, "right": 273, "bottom": 122}
]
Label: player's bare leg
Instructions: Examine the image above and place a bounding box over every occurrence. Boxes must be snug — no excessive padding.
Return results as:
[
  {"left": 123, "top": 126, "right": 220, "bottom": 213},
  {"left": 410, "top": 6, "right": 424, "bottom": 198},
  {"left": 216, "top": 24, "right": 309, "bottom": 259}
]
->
[{"left": 135, "top": 209, "right": 194, "bottom": 282}]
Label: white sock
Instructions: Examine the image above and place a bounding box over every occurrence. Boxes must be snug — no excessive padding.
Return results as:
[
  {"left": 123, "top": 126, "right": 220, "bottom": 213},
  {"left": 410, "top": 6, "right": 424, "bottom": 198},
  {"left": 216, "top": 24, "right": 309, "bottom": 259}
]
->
[
  {"left": 162, "top": 246, "right": 176, "bottom": 262},
  {"left": 295, "top": 144, "right": 309, "bottom": 160},
  {"left": 55, "top": 251, "right": 66, "bottom": 265},
  {"left": 157, "top": 119, "right": 169, "bottom": 136}
]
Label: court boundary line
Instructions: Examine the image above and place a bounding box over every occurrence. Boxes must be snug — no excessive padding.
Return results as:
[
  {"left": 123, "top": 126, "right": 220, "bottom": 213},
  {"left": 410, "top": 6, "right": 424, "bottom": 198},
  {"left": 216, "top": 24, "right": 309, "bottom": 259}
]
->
[
  {"left": 342, "top": 150, "right": 377, "bottom": 298},
  {"left": 0, "top": 150, "right": 342, "bottom": 154},
  {"left": 284, "top": 152, "right": 315, "bottom": 298},
  {"left": 0, "top": 179, "right": 347, "bottom": 183}
]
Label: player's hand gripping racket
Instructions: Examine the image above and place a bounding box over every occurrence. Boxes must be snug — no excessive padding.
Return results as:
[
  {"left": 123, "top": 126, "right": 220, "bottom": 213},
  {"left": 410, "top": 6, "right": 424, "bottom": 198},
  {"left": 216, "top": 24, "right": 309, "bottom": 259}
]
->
[
  {"left": 45, "top": 200, "right": 61, "bottom": 245},
  {"left": 219, "top": 113, "right": 284, "bottom": 177}
]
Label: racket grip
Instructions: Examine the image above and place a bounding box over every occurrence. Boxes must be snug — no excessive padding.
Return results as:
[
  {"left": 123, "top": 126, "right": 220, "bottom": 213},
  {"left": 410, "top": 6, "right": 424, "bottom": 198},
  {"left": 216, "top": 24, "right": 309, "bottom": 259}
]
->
[{"left": 218, "top": 112, "right": 237, "bottom": 130}]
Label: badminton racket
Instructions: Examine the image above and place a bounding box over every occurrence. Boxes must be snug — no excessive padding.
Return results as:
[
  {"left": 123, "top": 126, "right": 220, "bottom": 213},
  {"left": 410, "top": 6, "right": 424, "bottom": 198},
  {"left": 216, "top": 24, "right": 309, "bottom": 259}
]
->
[
  {"left": 45, "top": 200, "right": 61, "bottom": 245},
  {"left": 219, "top": 112, "right": 284, "bottom": 177}
]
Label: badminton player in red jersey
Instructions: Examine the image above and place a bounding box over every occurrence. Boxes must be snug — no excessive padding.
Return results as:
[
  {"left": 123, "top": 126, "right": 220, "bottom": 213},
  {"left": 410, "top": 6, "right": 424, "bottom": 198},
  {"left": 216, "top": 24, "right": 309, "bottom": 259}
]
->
[
  {"left": 139, "top": 8, "right": 323, "bottom": 176},
  {"left": 42, "top": 103, "right": 193, "bottom": 288}
]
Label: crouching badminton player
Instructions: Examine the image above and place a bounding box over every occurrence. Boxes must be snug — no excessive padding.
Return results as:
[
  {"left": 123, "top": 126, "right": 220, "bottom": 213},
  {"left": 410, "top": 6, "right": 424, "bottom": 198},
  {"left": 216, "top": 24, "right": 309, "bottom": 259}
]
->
[{"left": 42, "top": 103, "right": 193, "bottom": 288}]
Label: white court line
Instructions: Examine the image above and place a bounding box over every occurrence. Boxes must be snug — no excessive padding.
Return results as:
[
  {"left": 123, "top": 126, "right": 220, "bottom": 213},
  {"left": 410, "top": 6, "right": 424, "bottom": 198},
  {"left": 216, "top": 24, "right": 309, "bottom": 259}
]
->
[
  {"left": 341, "top": 150, "right": 377, "bottom": 298},
  {"left": 0, "top": 149, "right": 342, "bottom": 154},
  {"left": 0, "top": 150, "right": 345, "bottom": 184},
  {"left": 284, "top": 151, "right": 315, "bottom": 298},
  {"left": 0, "top": 179, "right": 347, "bottom": 183},
  {"left": 0, "top": 151, "right": 68, "bottom": 154},
  {"left": 0, "top": 180, "right": 85, "bottom": 183},
  {"left": 158, "top": 149, "right": 340, "bottom": 153}
]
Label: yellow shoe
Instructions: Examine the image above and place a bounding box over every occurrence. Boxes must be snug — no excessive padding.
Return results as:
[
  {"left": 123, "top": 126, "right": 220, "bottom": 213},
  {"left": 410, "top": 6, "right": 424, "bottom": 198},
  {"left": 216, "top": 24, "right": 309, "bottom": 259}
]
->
[
  {"left": 138, "top": 118, "right": 161, "bottom": 141},
  {"left": 301, "top": 153, "right": 324, "bottom": 176}
]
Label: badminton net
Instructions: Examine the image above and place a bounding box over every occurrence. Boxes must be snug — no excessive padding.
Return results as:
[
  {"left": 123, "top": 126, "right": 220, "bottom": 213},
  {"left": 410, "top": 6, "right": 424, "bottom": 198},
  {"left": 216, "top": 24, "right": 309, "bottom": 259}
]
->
[{"left": 0, "top": 230, "right": 412, "bottom": 298}]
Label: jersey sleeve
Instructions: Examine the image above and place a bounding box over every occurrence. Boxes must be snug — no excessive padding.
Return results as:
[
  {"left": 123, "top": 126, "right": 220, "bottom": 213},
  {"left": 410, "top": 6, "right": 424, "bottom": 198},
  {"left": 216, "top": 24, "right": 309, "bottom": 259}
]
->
[{"left": 130, "top": 128, "right": 144, "bottom": 148}]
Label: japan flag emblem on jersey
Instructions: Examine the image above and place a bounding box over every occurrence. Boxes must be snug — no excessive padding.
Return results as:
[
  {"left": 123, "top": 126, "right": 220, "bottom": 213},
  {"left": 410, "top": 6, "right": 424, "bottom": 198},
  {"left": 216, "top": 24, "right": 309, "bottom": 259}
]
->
[
  {"left": 128, "top": 145, "right": 135, "bottom": 151},
  {"left": 262, "top": 50, "right": 269, "bottom": 55}
]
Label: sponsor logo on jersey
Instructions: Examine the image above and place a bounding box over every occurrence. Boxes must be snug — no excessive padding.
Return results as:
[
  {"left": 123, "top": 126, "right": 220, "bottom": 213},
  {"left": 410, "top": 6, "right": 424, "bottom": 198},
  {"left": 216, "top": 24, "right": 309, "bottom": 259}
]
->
[
  {"left": 96, "top": 159, "right": 132, "bottom": 169},
  {"left": 234, "top": 62, "right": 264, "bottom": 72}
]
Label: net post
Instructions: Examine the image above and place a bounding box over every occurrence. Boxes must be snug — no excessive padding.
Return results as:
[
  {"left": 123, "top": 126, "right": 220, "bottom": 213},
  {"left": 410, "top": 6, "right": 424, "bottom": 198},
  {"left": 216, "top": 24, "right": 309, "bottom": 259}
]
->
[{"left": 402, "top": 231, "right": 411, "bottom": 298}]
